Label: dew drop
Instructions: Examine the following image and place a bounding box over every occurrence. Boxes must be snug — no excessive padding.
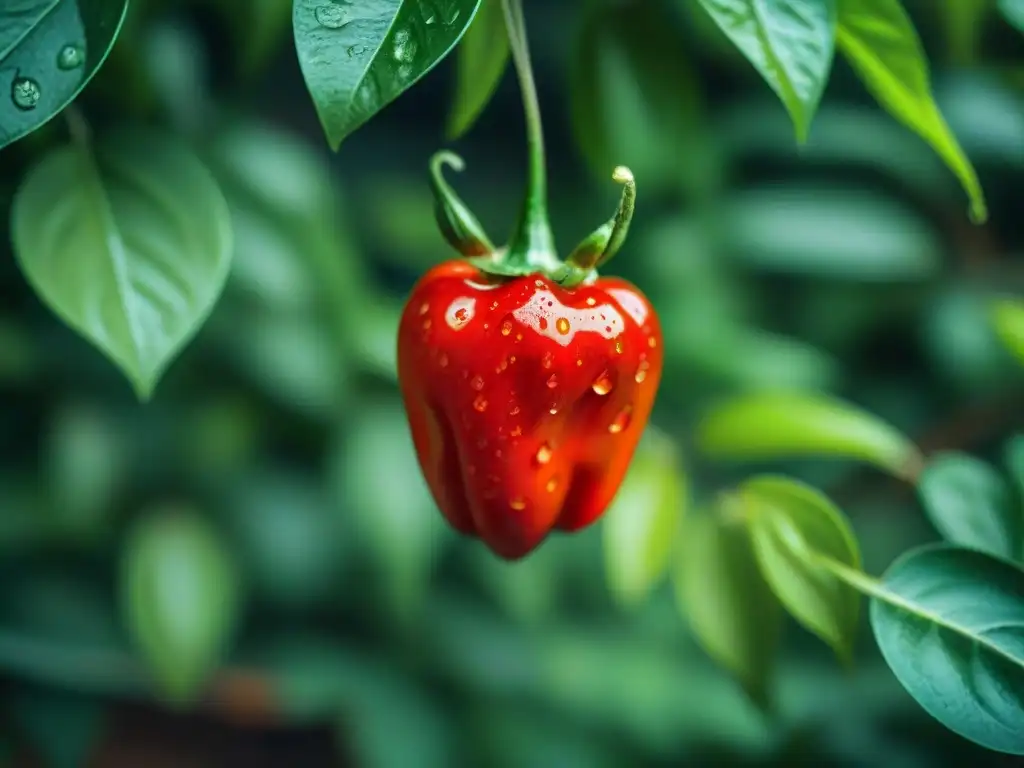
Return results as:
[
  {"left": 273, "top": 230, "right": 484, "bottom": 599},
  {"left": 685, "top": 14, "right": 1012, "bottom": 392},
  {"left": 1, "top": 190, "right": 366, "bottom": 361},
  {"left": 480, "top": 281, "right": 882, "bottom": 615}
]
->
[
  {"left": 516, "top": 333, "right": 523, "bottom": 341},
  {"left": 473, "top": 395, "right": 488, "bottom": 412},
  {"left": 510, "top": 405, "right": 521, "bottom": 416},
  {"left": 445, "top": 297, "right": 476, "bottom": 330},
  {"left": 501, "top": 319, "right": 513, "bottom": 336},
  {"left": 585, "top": 297, "right": 597, "bottom": 307},
  {"left": 425, "top": 14, "right": 437, "bottom": 24},
  {"left": 56, "top": 44, "right": 84, "bottom": 70},
  {"left": 471, "top": 375, "right": 485, "bottom": 391},
  {"left": 576, "top": 359, "right": 583, "bottom": 367},
  {"left": 542, "top": 351, "right": 554, "bottom": 369},
  {"left": 635, "top": 360, "right": 650, "bottom": 383},
  {"left": 422, "top": 318, "right": 432, "bottom": 330},
  {"left": 509, "top": 498, "right": 526, "bottom": 511},
  {"left": 555, "top": 317, "right": 570, "bottom": 335},
  {"left": 546, "top": 374, "right": 558, "bottom": 389},
  {"left": 511, "top": 425, "right": 523, "bottom": 436},
  {"left": 11, "top": 77, "right": 40, "bottom": 111},
  {"left": 615, "top": 341, "right": 624, "bottom": 354},
  {"left": 534, "top": 279, "right": 544, "bottom": 288},
  {"left": 608, "top": 405, "right": 633, "bottom": 434},
  {"left": 535, "top": 443, "right": 553, "bottom": 465},
  {"left": 392, "top": 28, "right": 417, "bottom": 63},
  {"left": 538, "top": 317, "right": 548, "bottom": 331},
  {"left": 419, "top": 302, "right": 429, "bottom": 315},
  {"left": 314, "top": 4, "right": 351, "bottom": 29},
  {"left": 648, "top": 336, "right": 658, "bottom": 348},
  {"left": 548, "top": 405, "right": 559, "bottom": 415},
  {"left": 546, "top": 477, "right": 558, "bottom": 493},
  {"left": 591, "top": 370, "right": 614, "bottom": 395}
]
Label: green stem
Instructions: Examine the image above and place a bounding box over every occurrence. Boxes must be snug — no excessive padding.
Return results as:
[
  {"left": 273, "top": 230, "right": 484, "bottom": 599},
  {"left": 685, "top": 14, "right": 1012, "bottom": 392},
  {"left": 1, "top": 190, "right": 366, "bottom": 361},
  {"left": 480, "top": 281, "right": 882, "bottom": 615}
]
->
[{"left": 501, "top": 0, "right": 558, "bottom": 271}]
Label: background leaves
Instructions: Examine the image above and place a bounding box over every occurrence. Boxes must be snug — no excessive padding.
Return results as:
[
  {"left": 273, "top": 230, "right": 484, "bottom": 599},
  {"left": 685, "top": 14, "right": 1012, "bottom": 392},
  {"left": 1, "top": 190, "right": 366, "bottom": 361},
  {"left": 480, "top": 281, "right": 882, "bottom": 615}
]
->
[
  {"left": 11, "top": 125, "right": 233, "bottom": 399},
  {"left": 446, "top": 0, "right": 508, "bottom": 139}
]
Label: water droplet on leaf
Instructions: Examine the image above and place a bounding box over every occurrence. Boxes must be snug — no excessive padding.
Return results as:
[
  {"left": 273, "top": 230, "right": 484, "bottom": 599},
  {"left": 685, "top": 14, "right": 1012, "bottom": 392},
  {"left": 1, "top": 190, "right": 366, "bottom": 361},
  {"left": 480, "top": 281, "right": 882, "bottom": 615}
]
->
[
  {"left": 11, "top": 77, "right": 40, "bottom": 110},
  {"left": 56, "top": 44, "right": 84, "bottom": 70},
  {"left": 315, "top": 4, "right": 351, "bottom": 29}
]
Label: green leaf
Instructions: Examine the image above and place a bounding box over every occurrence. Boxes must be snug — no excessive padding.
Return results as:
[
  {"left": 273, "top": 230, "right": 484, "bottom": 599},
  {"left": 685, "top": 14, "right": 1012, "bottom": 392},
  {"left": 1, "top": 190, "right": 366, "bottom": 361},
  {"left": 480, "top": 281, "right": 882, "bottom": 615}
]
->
[
  {"left": 0, "top": 0, "right": 129, "bottom": 150},
  {"left": 294, "top": 0, "right": 483, "bottom": 150},
  {"left": 696, "top": 0, "right": 837, "bottom": 142},
  {"left": 862, "top": 545, "right": 1024, "bottom": 755},
  {"left": 602, "top": 429, "right": 687, "bottom": 608},
  {"left": 836, "top": 0, "right": 987, "bottom": 222},
  {"left": 446, "top": 0, "right": 508, "bottom": 139},
  {"left": 122, "top": 507, "right": 242, "bottom": 705},
  {"left": 674, "top": 510, "right": 782, "bottom": 709},
  {"left": 329, "top": 400, "right": 447, "bottom": 620},
  {"left": 571, "top": 1, "right": 705, "bottom": 189},
  {"left": 917, "top": 452, "right": 1022, "bottom": 561},
  {"left": 720, "top": 183, "right": 943, "bottom": 281},
  {"left": 695, "top": 391, "right": 922, "bottom": 480},
  {"left": 740, "top": 475, "right": 861, "bottom": 662},
  {"left": 991, "top": 299, "right": 1024, "bottom": 365},
  {"left": 11, "top": 125, "right": 233, "bottom": 400},
  {"left": 999, "top": 0, "right": 1024, "bottom": 32}
]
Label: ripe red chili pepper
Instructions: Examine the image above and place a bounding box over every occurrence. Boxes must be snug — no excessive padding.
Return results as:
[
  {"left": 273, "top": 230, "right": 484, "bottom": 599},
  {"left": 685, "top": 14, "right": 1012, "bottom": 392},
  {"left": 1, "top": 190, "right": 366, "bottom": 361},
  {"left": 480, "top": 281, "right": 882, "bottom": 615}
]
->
[
  {"left": 396, "top": 2, "right": 662, "bottom": 559},
  {"left": 398, "top": 261, "right": 662, "bottom": 559}
]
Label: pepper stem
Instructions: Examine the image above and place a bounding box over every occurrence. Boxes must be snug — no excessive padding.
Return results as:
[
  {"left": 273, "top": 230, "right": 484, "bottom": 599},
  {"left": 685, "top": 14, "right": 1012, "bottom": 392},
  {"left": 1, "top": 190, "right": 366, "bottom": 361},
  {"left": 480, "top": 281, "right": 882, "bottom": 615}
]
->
[
  {"left": 556, "top": 166, "right": 637, "bottom": 287},
  {"left": 501, "top": 0, "right": 559, "bottom": 272},
  {"left": 429, "top": 150, "right": 496, "bottom": 257}
]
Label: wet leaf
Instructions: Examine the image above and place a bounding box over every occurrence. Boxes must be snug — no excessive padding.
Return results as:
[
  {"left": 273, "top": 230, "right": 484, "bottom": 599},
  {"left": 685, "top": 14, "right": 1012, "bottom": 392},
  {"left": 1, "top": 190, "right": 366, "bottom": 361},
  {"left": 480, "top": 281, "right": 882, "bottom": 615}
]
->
[
  {"left": 11, "top": 125, "right": 233, "bottom": 400},
  {"left": 122, "top": 507, "right": 242, "bottom": 705},
  {"left": 695, "top": 391, "right": 922, "bottom": 480},
  {"left": 294, "top": 0, "right": 483, "bottom": 149},
  {"left": 674, "top": 510, "right": 782, "bottom": 709},
  {"left": 865, "top": 545, "right": 1024, "bottom": 755},
  {"left": 0, "top": 0, "right": 128, "bottom": 149},
  {"left": 740, "top": 475, "right": 861, "bottom": 662},
  {"left": 602, "top": 429, "right": 687, "bottom": 607},
  {"left": 992, "top": 299, "right": 1024, "bottom": 366},
  {"left": 917, "top": 452, "right": 1022, "bottom": 561},
  {"left": 446, "top": 0, "right": 508, "bottom": 139},
  {"left": 696, "top": 0, "right": 837, "bottom": 142},
  {"left": 836, "top": 0, "right": 987, "bottom": 221}
]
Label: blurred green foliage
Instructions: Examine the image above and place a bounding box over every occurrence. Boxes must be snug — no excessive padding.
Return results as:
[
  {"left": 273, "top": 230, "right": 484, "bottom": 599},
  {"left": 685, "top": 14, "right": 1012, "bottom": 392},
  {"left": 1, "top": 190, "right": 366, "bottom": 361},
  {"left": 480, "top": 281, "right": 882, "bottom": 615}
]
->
[{"left": 0, "top": 0, "right": 1022, "bottom": 765}]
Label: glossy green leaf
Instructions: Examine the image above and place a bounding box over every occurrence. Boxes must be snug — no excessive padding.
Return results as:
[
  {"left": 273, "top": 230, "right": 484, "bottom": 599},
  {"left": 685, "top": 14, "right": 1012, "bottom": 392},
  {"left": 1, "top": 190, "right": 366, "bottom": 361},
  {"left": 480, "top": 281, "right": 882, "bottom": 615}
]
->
[
  {"left": 999, "top": 0, "right": 1024, "bottom": 32},
  {"left": 695, "top": 391, "right": 922, "bottom": 480},
  {"left": 122, "top": 508, "right": 242, "bottom": 705},
  {"left": 836, "top": 0, "right": 987, "bottom": 221},
  {"left": 674, "top": 510, "right": 782, "bottom": 709},
  {"left": 570, "top": 0, "right": 704, "bottom": 188},
  {"left": 0, "top": 0, "right": 128, "bottom": 150},
  {"left": 602, "top": 429, "right": 687, "bottom": 608},
  {"left": 991, "top": 299, "right": 1024, "bottom": 365},
  {"left": 11, "top": 126, "right": 233, "bottom": 400},
  {"left": 855, "top": 545, "right": 1024, "bottom": 755},
  {"left": 917, "top": 452, "right": 1022, "bottom": 561},
  {"left": 696, "top": 0, "right": 837, "bottom": 142},
  {"left": 720, "top": 183, "right": 943, "bottom": 280},
  {"left": 741, "top": 475, "right": 861, "bottom": 662},
  {"left": 446, "top": 0, "right": 508, "bottom": 139},
  {"left": 294, "top": 0, "right": 483, "bottom": 150}
]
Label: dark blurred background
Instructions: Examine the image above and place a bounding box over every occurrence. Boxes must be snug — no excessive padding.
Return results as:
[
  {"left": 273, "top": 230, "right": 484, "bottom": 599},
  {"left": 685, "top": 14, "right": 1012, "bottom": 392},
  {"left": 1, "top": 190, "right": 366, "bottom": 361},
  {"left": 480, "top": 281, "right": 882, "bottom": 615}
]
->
[{"left": 0, "top": 0, "right": 1023, "bottom": 765}]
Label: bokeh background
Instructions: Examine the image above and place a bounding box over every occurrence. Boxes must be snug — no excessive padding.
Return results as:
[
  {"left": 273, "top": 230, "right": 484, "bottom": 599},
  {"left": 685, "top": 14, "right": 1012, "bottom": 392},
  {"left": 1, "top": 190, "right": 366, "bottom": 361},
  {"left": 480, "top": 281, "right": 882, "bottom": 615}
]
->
[{"left": 0, "top": 0, "right": 1023, "bottom": 765}]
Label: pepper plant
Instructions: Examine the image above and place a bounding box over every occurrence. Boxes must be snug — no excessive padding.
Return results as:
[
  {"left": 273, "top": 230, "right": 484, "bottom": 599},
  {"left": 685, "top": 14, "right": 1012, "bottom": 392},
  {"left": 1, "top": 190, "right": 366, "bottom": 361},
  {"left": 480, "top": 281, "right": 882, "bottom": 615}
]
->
[{"left": 0, "top": 0, "right": 1023, "bottom": 764}]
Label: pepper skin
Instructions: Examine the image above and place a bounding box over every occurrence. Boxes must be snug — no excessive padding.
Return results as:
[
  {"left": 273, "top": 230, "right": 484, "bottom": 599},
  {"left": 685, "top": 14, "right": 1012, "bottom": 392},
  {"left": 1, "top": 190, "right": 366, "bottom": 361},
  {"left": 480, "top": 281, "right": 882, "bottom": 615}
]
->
[{"left": 397, "top": 261, "right": 663, "bottom": 560}]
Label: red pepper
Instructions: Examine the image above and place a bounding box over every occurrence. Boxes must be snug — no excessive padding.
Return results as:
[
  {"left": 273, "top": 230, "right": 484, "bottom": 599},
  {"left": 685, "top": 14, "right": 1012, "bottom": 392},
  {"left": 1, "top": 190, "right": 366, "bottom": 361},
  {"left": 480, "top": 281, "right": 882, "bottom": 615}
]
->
[
  {"left": 398, "top": 261, "right": 662, "bottom": 559},
  {"left": 396, "top": 5, "right": 662, "bottom": 559}
]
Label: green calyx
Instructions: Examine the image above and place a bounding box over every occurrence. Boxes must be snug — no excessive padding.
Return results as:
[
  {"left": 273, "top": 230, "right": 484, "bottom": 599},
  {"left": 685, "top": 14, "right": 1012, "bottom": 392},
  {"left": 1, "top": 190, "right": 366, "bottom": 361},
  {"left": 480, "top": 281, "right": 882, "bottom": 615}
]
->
[{"left": 427, "top": 0, "right": 637, "bottom": 289}]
